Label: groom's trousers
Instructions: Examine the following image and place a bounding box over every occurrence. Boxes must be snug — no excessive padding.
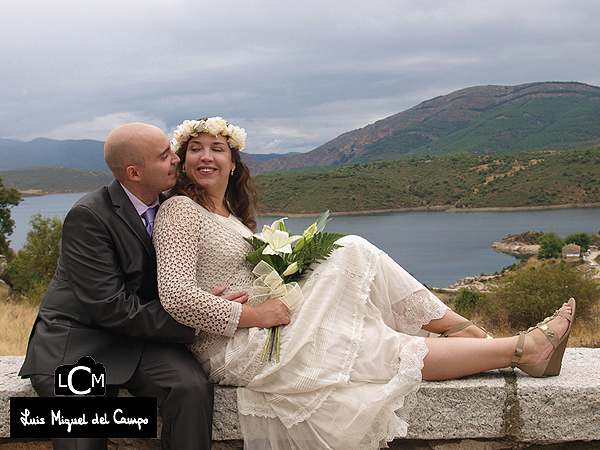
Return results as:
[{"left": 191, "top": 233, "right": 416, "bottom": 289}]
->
[{"left": 30, "top": 341, "right": 214, "bottom": 450}]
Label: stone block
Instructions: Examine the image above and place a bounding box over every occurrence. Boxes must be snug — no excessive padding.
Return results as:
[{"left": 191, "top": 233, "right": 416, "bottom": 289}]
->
[
  {"left": 516, "top": 348, "right": 600, "bottom": 443},
  {"left": 2, "top": 349, "right": 600, "bottom": 445}
]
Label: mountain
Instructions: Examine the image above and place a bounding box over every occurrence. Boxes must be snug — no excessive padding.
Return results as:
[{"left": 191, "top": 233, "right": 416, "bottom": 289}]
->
[
  {"left": 0, "top": 138, "right": 296, "bottom": 172},
  {"left": 254, "top": 81, "right": 600, "bottom": 173},
  {"left": 0, "top": 138, "right": 107, "bottom": 172}
]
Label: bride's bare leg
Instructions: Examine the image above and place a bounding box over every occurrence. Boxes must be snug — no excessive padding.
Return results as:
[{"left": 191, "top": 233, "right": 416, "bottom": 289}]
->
[
  {"left": 421, "top": 303, "right": 572, "bottom": 381},
  {"left": 423, "top": 309, "right": 489, "bottom": 338},
  {"left": 422, "top": 336, "right": 517, "bottom": 380}
]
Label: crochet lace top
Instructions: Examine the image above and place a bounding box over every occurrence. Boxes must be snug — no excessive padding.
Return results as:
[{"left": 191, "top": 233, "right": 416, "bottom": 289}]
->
[{"left": 153, "top": 195, "right": 256, "bottom": 362}]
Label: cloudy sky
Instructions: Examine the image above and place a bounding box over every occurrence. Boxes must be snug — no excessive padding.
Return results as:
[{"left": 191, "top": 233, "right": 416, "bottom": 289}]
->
[{"left": 2, "top": 0, "right": 600, "bottom": 155}]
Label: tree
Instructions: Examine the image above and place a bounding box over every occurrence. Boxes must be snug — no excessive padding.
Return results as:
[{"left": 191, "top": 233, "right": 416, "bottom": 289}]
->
[
  {"left": 2, "top": 213, "right": 63, "bottom": 303},
  {"left": 564, "top": 232, "right": 591, "bottom": 251},
  {"left": 0, "top": 176, "right": 23, "bottom": 255},
  {"left": 537, "top": 231, "right": 564, "bottom": 259}
]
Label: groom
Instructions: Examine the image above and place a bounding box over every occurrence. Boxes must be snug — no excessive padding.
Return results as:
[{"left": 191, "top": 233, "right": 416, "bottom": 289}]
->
[{"left": 20, "top": 123, "right": 215, "bottom": 450}]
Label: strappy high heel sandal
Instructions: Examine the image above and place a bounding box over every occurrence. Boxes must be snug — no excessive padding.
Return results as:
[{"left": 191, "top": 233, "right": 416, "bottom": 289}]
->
[
  {"left": 511, "top": 297, "right": 576, "bottom": 377},
  {"left": 439, "top": 320, "right": 494, "bottom": 339}
]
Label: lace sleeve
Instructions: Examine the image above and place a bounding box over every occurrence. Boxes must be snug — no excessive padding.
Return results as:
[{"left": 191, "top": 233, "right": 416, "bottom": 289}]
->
[{"left": 153, "top": 197, "right": 242, "bottom": 337}]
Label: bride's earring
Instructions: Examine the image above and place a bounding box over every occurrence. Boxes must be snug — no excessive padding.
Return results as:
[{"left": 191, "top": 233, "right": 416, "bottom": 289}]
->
[
  {"left": 230, "top": 168, "right": 234, "bottom": 176},
  {"left": 181, "top": 165, "right": 186, "bottom": 174}
]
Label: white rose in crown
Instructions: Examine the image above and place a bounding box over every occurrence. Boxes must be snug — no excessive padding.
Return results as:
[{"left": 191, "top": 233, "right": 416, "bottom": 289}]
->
[
  {"left": 227, "top": 125, "right": 247, "bottom": 150},
  {"left": 204, "top": 117, "right": 228, "bottom": 136}
]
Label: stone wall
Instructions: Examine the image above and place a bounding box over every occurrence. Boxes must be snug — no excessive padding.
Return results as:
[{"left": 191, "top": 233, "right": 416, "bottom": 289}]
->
[{"left": 2, "top": 350, "right": 599, "bottom": 449}]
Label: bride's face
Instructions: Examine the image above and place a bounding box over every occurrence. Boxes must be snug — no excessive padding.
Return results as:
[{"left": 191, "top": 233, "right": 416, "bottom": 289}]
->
[{"left": 184, "top": 132, "right": 235, "bottom": 200}]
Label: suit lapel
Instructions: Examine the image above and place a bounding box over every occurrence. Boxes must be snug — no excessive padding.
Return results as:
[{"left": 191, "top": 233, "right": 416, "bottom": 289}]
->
[{"left": 107, "top": 180, "right": 155, "bottom": 256}]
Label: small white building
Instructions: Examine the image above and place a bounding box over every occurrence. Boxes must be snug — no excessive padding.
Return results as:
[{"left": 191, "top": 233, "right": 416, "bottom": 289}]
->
[{"left": 562, "top": 243, "right": 581, "bottom": 260}]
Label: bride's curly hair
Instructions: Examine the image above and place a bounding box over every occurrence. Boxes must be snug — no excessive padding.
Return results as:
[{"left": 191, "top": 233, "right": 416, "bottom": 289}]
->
[{"left": 168, "top": 124, "right": 260, "bottom": 232}]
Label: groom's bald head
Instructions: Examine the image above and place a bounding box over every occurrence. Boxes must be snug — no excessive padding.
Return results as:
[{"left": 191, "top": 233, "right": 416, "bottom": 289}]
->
[{"left": 104, "top": 122, "right": 168, "bottom": 181}]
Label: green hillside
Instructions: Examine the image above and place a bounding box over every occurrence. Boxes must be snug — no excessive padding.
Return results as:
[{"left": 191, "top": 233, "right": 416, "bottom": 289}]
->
[
  {"left": 0, "top": 167, "right": 113, "bottom": 195},
  {"left": 255, "top": 146, "right": 600, "bottom": 214}
]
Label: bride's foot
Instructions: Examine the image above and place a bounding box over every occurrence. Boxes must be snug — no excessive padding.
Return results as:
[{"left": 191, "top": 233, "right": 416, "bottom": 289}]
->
[
  {"left": 511, "top": 298, "right": 575, "bottom": 377},
  {"left": 440, "top": 320, "right": 494, "bottom": 339}
]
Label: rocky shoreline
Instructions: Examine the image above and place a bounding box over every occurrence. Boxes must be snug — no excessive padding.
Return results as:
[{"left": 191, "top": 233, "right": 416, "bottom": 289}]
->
[
  {"left": 265, "top": 202, "right": 600, "bottom": 218},
  {"left": 491, "top": 241, "right": 540, "bottom": 255},
  {"left": 443, "top": 274, "right": 500, "bottom": 292}
]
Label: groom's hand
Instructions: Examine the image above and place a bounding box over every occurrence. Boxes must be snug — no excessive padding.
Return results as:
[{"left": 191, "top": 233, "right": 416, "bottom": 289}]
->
[{"left": 209, "top": 285, "right": 249, "bottom": 304}]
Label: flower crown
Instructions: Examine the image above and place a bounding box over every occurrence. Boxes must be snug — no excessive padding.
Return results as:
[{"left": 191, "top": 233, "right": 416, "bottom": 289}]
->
[{"left": 170, "top": 117, "right": 247, "bottom": 153}]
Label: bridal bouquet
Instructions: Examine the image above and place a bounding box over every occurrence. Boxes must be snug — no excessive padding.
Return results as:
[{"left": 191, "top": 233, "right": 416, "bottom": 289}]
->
[{"left": 245, "top": 211, "right": 345, "bottom": 362}]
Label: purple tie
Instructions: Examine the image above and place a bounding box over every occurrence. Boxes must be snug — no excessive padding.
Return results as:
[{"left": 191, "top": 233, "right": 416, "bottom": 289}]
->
[{"left": 141, "top": 205, "right": 158, "bottom": 236}]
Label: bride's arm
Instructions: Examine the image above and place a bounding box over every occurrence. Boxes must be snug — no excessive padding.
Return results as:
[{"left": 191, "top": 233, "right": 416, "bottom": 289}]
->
[
  {"left": 154, "top": 197, "right": 290, "bottom": 334},
  {"left": 154, "top": 197, "right": 242, "bottom": 336}
]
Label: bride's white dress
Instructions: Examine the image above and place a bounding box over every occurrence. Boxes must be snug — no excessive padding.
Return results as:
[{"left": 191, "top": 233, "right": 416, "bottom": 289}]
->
[{"left": 153, "top": 196, "right": 449, "bottom": 450}]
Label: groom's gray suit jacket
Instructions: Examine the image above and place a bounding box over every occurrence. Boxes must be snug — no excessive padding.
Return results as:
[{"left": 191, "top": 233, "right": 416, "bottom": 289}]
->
[{"left": 20, "top": 179, "right": 195, "bottom": 384}]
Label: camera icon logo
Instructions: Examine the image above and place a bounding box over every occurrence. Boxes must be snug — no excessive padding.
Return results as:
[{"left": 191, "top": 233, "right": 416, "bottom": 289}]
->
[{"left": 54, "top": 356, "right": 106, "bottom": 396}]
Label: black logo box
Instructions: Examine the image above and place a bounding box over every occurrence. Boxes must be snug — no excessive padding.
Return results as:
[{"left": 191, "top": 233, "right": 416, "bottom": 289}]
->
[
  {"left": 54, "top": 356, "right": 107, "bottom": 396},
  {"left": 10, "top": 397, "right": 157, "bottom": 438}
]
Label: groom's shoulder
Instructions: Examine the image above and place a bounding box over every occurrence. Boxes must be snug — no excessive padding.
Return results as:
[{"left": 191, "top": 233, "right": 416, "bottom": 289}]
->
[
  {"left": 72, "top": 180, "right": 121, "bottom": 209},
  {"left": 66, "top": 181, "right": 125, "bottom": 225}
]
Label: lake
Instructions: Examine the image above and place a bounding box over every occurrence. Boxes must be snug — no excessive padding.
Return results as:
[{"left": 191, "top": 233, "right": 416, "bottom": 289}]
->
[{"left": 7, "top": 193, "right": 600, "bottom": 288}]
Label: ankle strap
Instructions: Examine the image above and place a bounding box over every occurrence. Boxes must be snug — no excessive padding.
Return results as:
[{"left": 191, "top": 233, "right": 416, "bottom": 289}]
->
[
  {"left": 440, "top": 321, "right": 474, "bottom": 337},
  {"left": 512, "top": 332, "right": 526, "bottom": 366}
]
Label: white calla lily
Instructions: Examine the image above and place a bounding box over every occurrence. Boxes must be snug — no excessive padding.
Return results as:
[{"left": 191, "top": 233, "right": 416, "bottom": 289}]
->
[
  {"left": 259, "top": 227, "right": 301, "bottom": 255},
  {"left": 254, "top": 218, "right": 302, "bottom": 254},
  {"left": 253, "top": 218, "right": 287, "bottom": 241}
]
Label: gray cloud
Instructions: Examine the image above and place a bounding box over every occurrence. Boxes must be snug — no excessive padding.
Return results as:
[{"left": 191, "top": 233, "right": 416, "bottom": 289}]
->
[{"left": 2, "top": 0, "right": 600, "bottom": 155}]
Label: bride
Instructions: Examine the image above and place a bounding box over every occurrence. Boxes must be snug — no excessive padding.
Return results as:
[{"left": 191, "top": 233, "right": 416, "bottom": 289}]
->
[{"left": 153, "top": 117, "right": 575, "bottom": 450}]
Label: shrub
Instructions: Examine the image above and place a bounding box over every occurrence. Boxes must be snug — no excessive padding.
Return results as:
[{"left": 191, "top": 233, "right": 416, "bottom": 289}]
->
[
  {"left": 454, "top": 288, "right": 483, "bottom": 315},
  {"left": 482, "top": 262, "right": 598, "bottom": 330}
]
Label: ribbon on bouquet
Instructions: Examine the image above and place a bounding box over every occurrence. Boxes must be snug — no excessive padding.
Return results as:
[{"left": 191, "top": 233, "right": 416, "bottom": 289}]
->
[
  {"left": 249, "top": 260, "right": 304, "bottom": 310},
  {"left": 249, "top": 260, "right": 303, "bottom": 363}
]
